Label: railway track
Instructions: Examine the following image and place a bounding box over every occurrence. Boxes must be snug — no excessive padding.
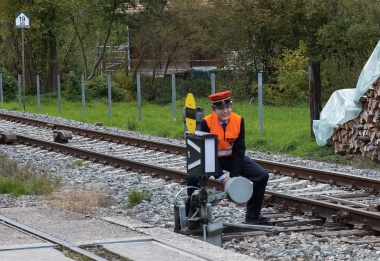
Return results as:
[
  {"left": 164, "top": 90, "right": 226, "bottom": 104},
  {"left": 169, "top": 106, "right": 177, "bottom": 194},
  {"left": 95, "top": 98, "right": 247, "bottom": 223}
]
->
[
  {"left": 0, "top": 207, "right": 224, "bottom": 261},
  {"left": 1, "top": 112, "right": 380, "bottom": 235},
  {"left": 0, "top": 214, "right": 108, "bottom": 261}
]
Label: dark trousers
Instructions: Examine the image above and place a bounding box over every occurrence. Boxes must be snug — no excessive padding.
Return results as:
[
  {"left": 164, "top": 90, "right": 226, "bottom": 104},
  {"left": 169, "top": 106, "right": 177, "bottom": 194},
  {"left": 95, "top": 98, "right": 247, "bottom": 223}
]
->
[{"left": 186, "top": 155, "right": 269, "bottom": 218}]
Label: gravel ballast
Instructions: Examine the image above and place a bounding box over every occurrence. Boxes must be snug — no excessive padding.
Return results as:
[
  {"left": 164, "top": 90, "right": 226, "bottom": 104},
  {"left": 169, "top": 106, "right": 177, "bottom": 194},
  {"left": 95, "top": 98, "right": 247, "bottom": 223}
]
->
[{"left": 1, "top": 109, "right": 380, "bottom": 261}]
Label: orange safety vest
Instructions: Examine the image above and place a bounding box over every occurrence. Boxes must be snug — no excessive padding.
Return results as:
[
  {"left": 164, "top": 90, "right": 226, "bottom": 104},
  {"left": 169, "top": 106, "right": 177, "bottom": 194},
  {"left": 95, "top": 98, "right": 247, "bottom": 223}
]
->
[{"left": 204, "top": 113, "right": 241, "bottom": 157}]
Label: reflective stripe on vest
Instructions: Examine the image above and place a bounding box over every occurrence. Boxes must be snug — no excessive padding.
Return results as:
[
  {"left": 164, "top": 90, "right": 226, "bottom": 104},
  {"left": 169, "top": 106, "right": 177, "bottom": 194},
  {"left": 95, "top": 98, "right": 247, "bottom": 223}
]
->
[{"left": 218, "top": 150, "right": 232, "bottom": 156}]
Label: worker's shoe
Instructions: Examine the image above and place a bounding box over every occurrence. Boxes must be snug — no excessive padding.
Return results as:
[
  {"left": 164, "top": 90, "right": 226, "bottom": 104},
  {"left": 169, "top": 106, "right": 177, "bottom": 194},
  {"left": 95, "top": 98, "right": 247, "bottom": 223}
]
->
[{"left": 245, "top": 214, "right": 271, "bottom": 224}]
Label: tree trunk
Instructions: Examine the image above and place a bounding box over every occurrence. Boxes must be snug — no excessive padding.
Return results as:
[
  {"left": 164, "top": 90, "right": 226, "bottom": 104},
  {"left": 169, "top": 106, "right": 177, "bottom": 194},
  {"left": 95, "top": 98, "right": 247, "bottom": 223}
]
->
[
  {"left": 10, "top": 25, "right": 22, "bottom": 75},
  {"left": 132, "top": 47, "right": 146, "bottom": 79},
  {"left": 61, "top": 32, "right": 77, "bottom": 72},
  {"left": 70, "top": 16, "right": 88, "bottom": 79},
  {"left": 87, "top": 0, "right": 117, "bottom": 80},
  {"left": 26, "top": 38, "right": 36, "bottom": 88},
  {"left": 48, "top": 33, "right": 58, "bottom": 92},
  {"left": 163, "top": 42, "right": 179, "bottom": 78}
]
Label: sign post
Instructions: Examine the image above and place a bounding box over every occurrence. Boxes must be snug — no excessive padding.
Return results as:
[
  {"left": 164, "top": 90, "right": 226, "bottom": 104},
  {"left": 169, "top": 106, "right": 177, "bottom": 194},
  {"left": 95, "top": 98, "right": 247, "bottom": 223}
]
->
[{"left": 15, "top": 12, "right": 30, "bottom": 111}]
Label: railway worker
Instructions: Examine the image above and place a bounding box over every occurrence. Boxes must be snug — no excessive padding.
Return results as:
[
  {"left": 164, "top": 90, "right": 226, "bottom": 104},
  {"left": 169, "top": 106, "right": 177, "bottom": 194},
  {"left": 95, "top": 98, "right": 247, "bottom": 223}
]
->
[{"left": 186, "top": 90, "right": 270, "bottom": 224}]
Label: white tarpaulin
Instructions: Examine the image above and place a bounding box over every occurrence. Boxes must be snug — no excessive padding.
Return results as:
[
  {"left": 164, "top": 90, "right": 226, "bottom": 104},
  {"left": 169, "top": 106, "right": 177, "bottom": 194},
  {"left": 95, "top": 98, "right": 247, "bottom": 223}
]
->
[{"left": 313, "top": 40, "right": 380, "bottom": 146}]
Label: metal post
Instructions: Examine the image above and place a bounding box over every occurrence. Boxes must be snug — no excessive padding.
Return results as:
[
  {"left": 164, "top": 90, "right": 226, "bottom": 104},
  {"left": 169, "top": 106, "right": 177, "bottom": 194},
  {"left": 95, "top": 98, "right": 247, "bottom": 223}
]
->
[
  {"left": 0, "top": 74, "right": 3, "bottom": 103},
  {"left": 36, "top": 75, "right": 40, "bottom": 110},
  {"left": 21, "top": 28, "right": 26, "bottom": 111},
  {"left": 137, "top": 74, "right": 141, "bottom": 120},
  {"left": 127, "top": 25, "right": 131, "bottom": 72},
  {"left": 57, "top": 75, "right": 61, "bottom": 114},
  {"left": 18, "top": 75, "right": 21, "bottom": 106},
  {"left": 172, "top": 74, "right": 176, "bottom": 123},
  {"left": 258, "top": 72, "right": 263, "bottom": 134},
  {"left": 309, "top": 60, "right": 322, "bottom": 139},
  {"left": 108, "top": 74, "right": 112, "bottom": 119},
  {"left": 211, "top": 73, "right": 215, "bottom": 94},
  {"left": 81, "top": 74, "right": 86, "bottom": 117}
]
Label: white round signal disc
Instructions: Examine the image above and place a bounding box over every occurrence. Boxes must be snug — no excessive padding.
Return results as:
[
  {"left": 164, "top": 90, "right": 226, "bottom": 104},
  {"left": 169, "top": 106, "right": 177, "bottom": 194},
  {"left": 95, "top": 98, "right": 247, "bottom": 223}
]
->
[{"left": 224, "top": 177, "right": 253, "bottom": 203}]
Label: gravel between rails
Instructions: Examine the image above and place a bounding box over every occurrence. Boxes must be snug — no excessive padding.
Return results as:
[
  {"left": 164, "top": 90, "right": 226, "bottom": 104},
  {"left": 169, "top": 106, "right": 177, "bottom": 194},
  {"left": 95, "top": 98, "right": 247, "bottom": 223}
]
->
[{"left": 1, "top": 109, "right": 380, "bottom": 260}]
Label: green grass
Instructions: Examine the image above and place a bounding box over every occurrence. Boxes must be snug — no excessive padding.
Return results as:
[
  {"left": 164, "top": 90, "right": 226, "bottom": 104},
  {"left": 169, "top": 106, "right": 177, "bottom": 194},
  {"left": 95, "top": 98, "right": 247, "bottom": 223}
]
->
[
  {"left": 0, "top": 97, "right": 342, "bottom": 163},
  {"left": 0, "top": 153, "right": 61, "bottom": 197},
  {"left": 125, "top": 189, "right": 153, "bottom": 208}
]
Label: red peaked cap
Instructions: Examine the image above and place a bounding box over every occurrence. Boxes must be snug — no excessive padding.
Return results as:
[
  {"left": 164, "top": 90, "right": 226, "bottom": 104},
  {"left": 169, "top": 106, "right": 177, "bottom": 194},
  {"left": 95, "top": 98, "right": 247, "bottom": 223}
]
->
[{"left": 209, "top": 90, "right": 232, "bottom": 106}]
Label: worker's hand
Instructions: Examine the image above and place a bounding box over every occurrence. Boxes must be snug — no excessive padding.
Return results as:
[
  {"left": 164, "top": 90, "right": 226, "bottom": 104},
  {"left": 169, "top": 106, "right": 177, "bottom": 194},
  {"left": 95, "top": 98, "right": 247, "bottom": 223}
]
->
[{"left": 221, "top": 177, "right": 229, "bottom": 187}]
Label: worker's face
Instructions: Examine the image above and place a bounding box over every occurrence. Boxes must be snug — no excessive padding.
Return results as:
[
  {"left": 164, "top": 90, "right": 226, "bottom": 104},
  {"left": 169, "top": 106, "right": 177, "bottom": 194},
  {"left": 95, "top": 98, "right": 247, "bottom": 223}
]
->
[{"left": 211, "top": 103, "right": 232, "bottom": 122}]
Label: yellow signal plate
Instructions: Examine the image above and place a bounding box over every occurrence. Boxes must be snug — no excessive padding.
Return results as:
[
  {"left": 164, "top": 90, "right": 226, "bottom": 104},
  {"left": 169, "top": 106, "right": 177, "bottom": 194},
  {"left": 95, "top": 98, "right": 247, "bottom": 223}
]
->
[{"left": 185, "top": 93, "right": 196, "bottom": 134}]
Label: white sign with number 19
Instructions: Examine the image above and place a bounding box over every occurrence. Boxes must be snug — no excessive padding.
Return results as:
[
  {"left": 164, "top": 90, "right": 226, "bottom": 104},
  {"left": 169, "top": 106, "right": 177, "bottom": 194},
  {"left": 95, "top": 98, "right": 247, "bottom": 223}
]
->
[{"left": 15, "top": 12, "right": 30, "bottom": 28}]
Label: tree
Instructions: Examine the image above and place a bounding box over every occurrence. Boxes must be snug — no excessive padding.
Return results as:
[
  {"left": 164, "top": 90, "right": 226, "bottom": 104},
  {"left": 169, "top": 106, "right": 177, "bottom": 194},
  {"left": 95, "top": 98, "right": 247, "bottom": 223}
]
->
[
  {"left": 129, "top": 0, "right": 210, "bottom": 99},
  {"left": 317, "top": 0, "right": 380, "bottom": 98},
  {"left": 1, "top": 0, "right": 380, "bottom": 105},
  {"left": 0, "top": 0, "right": 74, "bottom": 92},
  {"left": 269, "top": 40, "right": 309, "bottom": 105}
]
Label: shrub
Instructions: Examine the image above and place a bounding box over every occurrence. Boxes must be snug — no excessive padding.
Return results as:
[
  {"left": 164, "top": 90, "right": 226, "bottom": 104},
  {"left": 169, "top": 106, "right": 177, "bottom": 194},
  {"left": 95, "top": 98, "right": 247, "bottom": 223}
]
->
[
  {"left": 181, "top": 77, "right": 212, "bottom": 100},
  {"left": 27, "top": 174, "right": 60, "bottom": 195},
  {"left": 86, "top": 75, "right": 126, "bottom": 102},
  {"left": 64, "top": 73, "right": 82, "bottom": 102},
  {"left": 0, "top": 178, "right": 27, "bottom": 196},
  {"left": 0, "top": 153, "right": 60, "bottom": 196},
  {"left": 150, "top": 77, "right": 174, "bottom": 105},
  {"left": 0, "top": 67, "right": 18, "bottom": 101},
  {"left": 320, "top": 55, "right": 362, "bottom": 101},
  {"left": 113, "top": 72, "right": 135, "bottom": 102},
  {"left": 268, "top": 41, "right": 309, "bottom": 106},
  {"left": 224, "top": 74, "right": 253, "bottom": 102}
]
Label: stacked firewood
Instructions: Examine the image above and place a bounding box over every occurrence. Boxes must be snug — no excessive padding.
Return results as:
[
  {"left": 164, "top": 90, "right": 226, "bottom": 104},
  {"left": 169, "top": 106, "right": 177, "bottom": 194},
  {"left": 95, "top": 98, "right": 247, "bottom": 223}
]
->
[{"left": 331, "top": 78, "right": 380, "bottom": 158}]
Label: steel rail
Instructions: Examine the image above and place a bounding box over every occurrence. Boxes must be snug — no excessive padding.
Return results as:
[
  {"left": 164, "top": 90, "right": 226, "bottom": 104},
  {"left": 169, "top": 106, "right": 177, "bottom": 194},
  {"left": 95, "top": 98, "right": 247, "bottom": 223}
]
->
[
  {"left": 17, "top": 135, "right": 186, "bottom": 181},
  {"left": 0, "top": 215, "right": 107, "bottom": 261},
  {"left": 256, "top": 159, "right": 380, "bottom": 190},
  {"left": 266, "top": 190, "right": 380, "bottom": 231},
  {"left": 0, "top": 113, "right": 184, "bottom": 155},
  {"left": 16, "top": 134, "right": 224, "bottom": 190}
]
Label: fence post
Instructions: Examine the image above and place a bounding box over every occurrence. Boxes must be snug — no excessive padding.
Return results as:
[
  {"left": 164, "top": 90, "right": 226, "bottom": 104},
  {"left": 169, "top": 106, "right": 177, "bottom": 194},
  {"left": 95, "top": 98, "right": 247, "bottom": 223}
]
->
[
  {"left": 18, "top": 75, "right": 22, "bottom": 106},
  {"left": 81, "top": 74, "right": 86, "bottom": 117},
  {"left": 37, "top": 75, "right": 40, "bottom": 110},
  {"left": 57, "top": 75, "right": 62, "bottom": 114},
  {"left": 172, "top": 74, "right": 176, "bottom": 123},
  {"left": 211, "top": 72, "right": 215, "bottom": 94},
  {"left": 0, "top": 74, "right": 3, "bottom": 103},
  {"left": 137, "top": 74, "right": 141, "bottom": 120},
  {"left": 108, "top": 74, "right": 112, "bottom": 119},
  {"left": 258, "top": 72, "right": 263, "bottom": 134}
]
